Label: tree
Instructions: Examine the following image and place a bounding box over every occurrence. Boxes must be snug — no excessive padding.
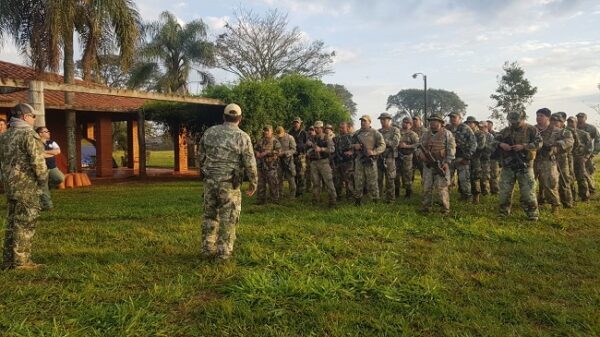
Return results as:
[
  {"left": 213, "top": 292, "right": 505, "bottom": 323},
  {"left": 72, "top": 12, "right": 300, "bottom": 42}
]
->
[
  {"left": 489, "top": 61, "right": 537, "bottom": 123},
  {"left": 215, "top": 9, "right": 335, "bottom": 80},
  {"left": 327, "top": 84, "right": 357, "bottom": 118},
  {"left": 386, "top": 88, "right": 467, "bottom": 124},
  {"left": 76, "top": 54, "right": 130, "bottom": 88},
  {"left": 127, "top": 11, "right": 215, "bottom": 94}
]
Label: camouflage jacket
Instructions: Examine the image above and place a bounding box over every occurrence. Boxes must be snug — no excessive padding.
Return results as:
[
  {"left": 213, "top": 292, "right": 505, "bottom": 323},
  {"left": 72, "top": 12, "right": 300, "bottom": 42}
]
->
[
  {"left": 578, "top": 123, "right": 600, "bottom": 155},
  {"left": 473, "top": 129, "right": 487, "bottom": 159},
  {"left": 553, "top": 127, "right": 574, "bottom": 159},
  {"left": 0, "top": 118, "right": 48, "bottom": 202},
  {"left": 446, "top": 123, "right": 476, "bottom": 159},
  {"left": 276, "top": 133, "right": 296, "bottom": 158},
  {"left": 572, "top": 128, "right": 593, "bottom": 157},
  {"left": 307, "top": 133, "right": 335, "bottom": 160},
  {"left": 378, "top": 126, "right": 401, "bottom": 158},
  {"left": 288, "top": 128, "right": 308, "bottom": 154},
  {"left": 411, "top": 125, "right": 428, "bottom": 139},
  {"left": 495, "top": 123, "right": 542, "bottom": 167},
  {"left": 418, "top": 129, "right": 456, "bottom": 164},
  {"left": 480, "top": 132, "right": 495, "bottom": 160},
  {"left": 536, "top": 125, "right": 566, "bottom": 161},
  {"left": 255, "top": 136, "right": 281, "bottom": 169},
  {"left": 398, "top": 129, "right": 419, "bottom": 157},
  {"left": 334, "top": 133, "right": 354, "bottom": 163},
  {"left": 352, "top": 127, "right": 386, "bottom": 159},
  {"left": 199, "top": 122, "right": 258, "bottom": 189}
]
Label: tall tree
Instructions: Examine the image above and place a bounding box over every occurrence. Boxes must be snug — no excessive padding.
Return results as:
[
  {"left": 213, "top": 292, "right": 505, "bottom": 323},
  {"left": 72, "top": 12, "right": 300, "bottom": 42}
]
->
[
  {"left": 489, "top": 61, "right": 537, "bottom": 123},
  {"left": 387, "top": 88, "right": 467, "bottom": 124},
  {"left": 127, "top": 11, "right": 215, "bottom": 94},
  {"left": 215, "top": 9, "right": 335, "bottom": 80},
  {"left": 326, "top": 84, "right": 357, "bottom": 118}
]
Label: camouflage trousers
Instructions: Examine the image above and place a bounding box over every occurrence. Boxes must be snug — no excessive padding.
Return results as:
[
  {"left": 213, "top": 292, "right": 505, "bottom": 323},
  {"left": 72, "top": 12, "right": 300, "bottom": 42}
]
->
[
  {"left": 585, "top": 155, "right": 596, "bottom": 193},
  {"left": 480, "top": 159, "right": 491, "bottom": 195},
  {"left": 310, "top": 158, "right": 337, "bottom": 202},
  {"left": 421, "top": 166, "right": 450, "bottom": 212},
  {"left": 3, "top": 198, "right": 41, "bottom": 269},
  {"left": 573, "top": 155, "right": 591, "bottom": 201},
  {"left": 557, "top": 155, "right": 573, "bottom": 207},
  {"left": 354, "top": 158, "right": 379, "bottom": 201},
  {"left": 498, "top": 167, "right": 539, "bottom": 219},
  {"left": 534, "top": 159, "right": 560, "bottom": 207},
  {"left": 201, "top": 180, "right": 242, "bottom": 259},
  {"left": 293, "top": 154, "right": 307, "bottom": 195},
  {"left": 377, "top": 156, "right": 397, "bottom": 202},
  {"left": 278, "top": 156, "right": 296, "bottom": 198},
  {"left": 451, "top": 158, "right": 471, "bottom": 198},
  {"left": 470, "top": 157, "right": 482, "bottom": 196},
  {"left": 257, "top": 167, "right": 280, "bottom": 203},
  {"left": 396, "top": 155, "right": 414, "bottom": 194},
  {"left": 489, "top": 159, "right": 500, "bottom": 194},
  {"left": 334, "top": 160, "right": 354, "bottom": 199}
]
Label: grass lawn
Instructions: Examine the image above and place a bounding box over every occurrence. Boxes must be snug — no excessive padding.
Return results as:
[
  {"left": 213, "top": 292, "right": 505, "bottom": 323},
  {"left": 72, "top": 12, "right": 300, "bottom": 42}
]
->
[
  {"left": 113, "top": 150, "right": 175, "bottom": 168},
  {"left": 1, "top": 171, "right": 599, "bottom": 336}
]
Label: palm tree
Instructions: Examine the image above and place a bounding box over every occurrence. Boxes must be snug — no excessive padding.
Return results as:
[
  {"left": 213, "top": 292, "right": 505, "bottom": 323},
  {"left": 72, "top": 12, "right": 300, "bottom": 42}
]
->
[
  {"left": 128, "top": 11, "right": 215, "bottom": 94},
  {"left": 1, "top": 0, "right": 140, "bottom": 172}
]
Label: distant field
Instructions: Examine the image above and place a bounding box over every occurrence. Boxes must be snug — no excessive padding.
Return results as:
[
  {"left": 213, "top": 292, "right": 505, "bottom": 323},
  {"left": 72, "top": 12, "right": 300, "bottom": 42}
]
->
[
  {"left": 113, "top": 150, "right": 174, "bottom": 168},
  {"left": 0, "top": 164, "right": 599, "bottom": 336}
]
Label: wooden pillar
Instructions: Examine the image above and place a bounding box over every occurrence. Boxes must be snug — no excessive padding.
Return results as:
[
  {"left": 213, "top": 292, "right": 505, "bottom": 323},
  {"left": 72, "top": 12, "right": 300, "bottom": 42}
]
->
[
  {"left": 127, "top": 119, "right": 139, "bottom": 171},
  {"left": 174, "top": 124, "right": 188, "bottom": 172},
  {"left": 29, "top": 80, "right": 45, "bottom": 127},
  {"left": 94, "top": 115, "right": 113, "bottom": 177},
  {"left": 137, "top": 110, "right": 146, "bottom": 178}
]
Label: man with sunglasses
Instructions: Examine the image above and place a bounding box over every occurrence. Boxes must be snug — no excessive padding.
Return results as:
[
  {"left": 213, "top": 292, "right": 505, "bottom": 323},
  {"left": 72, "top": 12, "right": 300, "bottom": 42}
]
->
[
  {"left": 36, "top": 127, "right": 65, "bottom": 210},
  {"left": 0, "top": 103, "right": 48, "bottom": 270}
]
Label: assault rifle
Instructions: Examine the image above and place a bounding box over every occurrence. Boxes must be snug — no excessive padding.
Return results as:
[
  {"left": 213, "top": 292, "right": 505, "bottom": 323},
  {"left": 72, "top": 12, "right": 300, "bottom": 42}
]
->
[
  {"left": 352, "top": 133, "right": 376, "bottom": 165},
  {"left": 501, "top": 138, "right": 528, "bottom": 172},
  {"left": 417, "top": 143, "right": 446, "bottom": 177}
]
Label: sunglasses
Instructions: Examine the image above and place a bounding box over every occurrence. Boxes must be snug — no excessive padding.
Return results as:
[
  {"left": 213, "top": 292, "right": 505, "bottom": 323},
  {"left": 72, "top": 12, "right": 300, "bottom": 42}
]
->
[{"left": 25, "top": 113, "right": 36, "bottom": 119}]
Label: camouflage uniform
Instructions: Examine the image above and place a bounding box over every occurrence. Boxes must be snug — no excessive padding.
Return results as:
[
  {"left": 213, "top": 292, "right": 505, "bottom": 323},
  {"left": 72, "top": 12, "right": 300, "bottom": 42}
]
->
[
  {"left": 417, "top": 125, "right": 456, "bottom": 213},
  {"left": 572, "top": 128, "right": 593, "bottom": 201},
  {"left": 396, "top": 128, "right": 419, "bottom": 197},
  {"left": 1, "top": 117, "right": 48, "bottom": 269},
  {"left": 255, "top": 136, "right": 281, "bottom": 203},
  {"left": 480, "top": 131, "right": 495, "bottom": 195},
  {"left": 377, "top": 126, "right": 401, "bottom": 202},
  {"left": 446, "top": 122, "right": 476, "bottom": 199},
  {"left": 577, "top": 122, "right": 599, "bottom": 193},
  {"left": 333, "top": 133, "right": 354, "bottom": 199},
  {"left": 470, "top": 125, "right": 487, "bottom": 201},
  {"left": 489, "top": 129, "right": 501, "bottom": 194},
  {"left": 552, "top": 123, "right": 574, "bottom": 208},
  {"left": 534, "top": 124, "right": 563, "bottom": 210},
  {"left": 276, "top": 132, "right": 297, "bottom": 197},
  {"left": 353, "top": 127, "right": 386, "bottom": 202},
  {"left": 411, "top": 124, "right": 428, "bottom": 182},
  {"left": 307, "top": 132, "right": 337, "bottom": 205},
  {"left": 199, "top": 116, "right": 258, "bottom": 260},
  {"left": 495, "top": 120, "right": 542, "bottom": 220},
  {"left": 289, "top": 127, "right": 308, "bottom": 195}
]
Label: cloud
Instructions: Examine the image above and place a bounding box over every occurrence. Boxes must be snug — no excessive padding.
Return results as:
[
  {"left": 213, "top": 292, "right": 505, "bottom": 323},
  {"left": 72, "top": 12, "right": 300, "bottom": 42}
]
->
[
  {"left": 204, "top": 16, "right": 229, "bottom": 34},
  {"left": 331, "top": 47, "right": 360, "bottom": 64}
]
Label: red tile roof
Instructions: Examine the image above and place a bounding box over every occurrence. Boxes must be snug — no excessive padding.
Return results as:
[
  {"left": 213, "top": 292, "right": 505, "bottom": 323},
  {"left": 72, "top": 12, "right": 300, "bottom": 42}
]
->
[{"left": 0, "top": 60, "right": 145, "bottom": 112}]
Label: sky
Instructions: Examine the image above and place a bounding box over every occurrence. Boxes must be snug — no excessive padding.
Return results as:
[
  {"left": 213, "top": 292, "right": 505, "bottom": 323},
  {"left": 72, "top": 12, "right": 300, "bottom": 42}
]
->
[{"left": 1, "top": 0, "right": 600, "bottom": 127}]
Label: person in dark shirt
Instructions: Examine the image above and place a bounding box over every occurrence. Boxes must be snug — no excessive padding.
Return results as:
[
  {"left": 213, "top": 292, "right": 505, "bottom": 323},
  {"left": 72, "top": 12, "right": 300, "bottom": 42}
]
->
[
  {"left": 36, "top": 127, "right": 65, "bottom": 210},
  {"left": 289, "top": 117, "right": 308, "bottom": 196}
]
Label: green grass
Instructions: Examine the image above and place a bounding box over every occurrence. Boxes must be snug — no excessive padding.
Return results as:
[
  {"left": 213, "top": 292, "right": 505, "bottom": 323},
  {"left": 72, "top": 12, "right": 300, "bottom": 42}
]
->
[
  {"left": 113, "top": 150, "right": 174, "bottom": 168},
  {"left": 1, "top": 170, "right": 600, "bottom": 336}
]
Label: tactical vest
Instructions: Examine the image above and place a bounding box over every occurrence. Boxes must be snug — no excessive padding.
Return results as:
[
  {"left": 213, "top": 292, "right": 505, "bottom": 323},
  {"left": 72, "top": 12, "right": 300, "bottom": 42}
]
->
[
  {"left": 399, "top": 130, "right": 417, "bottom": 156},
  {"left": 424, "top": 130, "right": 447, "bottom": 161},
  {"left": 309, "top": 135, "right": 329, "bottom": 160},
  {"left": 501, "top": 124, "right": 537, "bottom": 162},
  {"left": 258, "top": 138, "right": 278, "bottom": 166}
]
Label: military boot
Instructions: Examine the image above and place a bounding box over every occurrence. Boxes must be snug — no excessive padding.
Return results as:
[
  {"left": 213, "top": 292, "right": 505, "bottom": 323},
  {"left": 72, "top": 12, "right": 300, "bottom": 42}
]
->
[
  {"left": 404, "top": 188, "right": 412, "bottom": 199},
  {"left": 472, "top": 194, "right": 480, "bottom": 204},
  {"left": 328, "top": 196, "right": 337, "bottom": 208}
]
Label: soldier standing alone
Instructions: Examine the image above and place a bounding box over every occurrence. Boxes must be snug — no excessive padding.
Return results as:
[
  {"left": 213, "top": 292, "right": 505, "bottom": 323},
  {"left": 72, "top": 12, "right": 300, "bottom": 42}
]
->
[
  {"left": 199, "top": 103, "right": 258, "bottom": 261},
  {"left": 1, "top": 104, "right": 48, "bottom": 270}
]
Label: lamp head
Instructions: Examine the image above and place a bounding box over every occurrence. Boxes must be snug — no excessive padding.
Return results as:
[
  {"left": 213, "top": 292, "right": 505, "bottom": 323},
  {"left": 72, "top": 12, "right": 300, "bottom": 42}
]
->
[{"left": 412, "top": 73, "right": 418, "bottom": 79}]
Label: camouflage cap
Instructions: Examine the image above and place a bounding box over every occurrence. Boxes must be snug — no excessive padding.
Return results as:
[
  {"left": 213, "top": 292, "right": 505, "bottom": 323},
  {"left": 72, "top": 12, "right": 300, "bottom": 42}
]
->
[
  {"left": 536, "top": 107, "right": 551, "bottom": 117},
  {"left": 556, "top": 111, "right": 567, "bottom": 121},
  {"left": 576, "top": 112, "right": 587, "bottom": 118},
  {"left": 359, "top": 114, "right": 372, "bottom": 123},
  {"left": 224, "top": 103, "right": 242, "bottom": 116},
  {"left": 11, "top": 103, "right": 40, "bottom": 117},
  {"left": 567, "top": 116, "right": 577, "bottom": 123},
  {"left": 448, "top": 112, "right": 461, "bottom": 118},
  {"left": 465, "top": 116, "right": 478, "bottom": 123},
  {"left": 427, "top": 114, "right": 445, "bottom": 123},
  {"left": 507, "top": 112, "right": 524, "bottom": 121},
  {"left": 378, "top": 112, "right": 393, "bottom": 120},
  {"left": 478, "top": 121, "right": 487, "bottom": 127},
  {"left": 550, "top": 113, "right": 564, "bottom": 122},
  {"left": 325, "top": 124, "right": 333, "bottom": 130},
  {"left": 402, "top": 116, "right": 412, "bottom": 123},
  {"left": 292, "top": 116, "right": 303, "bottom": 123},
  {"left": 314, "top": 121, "right": 324, "bottom": 128}
]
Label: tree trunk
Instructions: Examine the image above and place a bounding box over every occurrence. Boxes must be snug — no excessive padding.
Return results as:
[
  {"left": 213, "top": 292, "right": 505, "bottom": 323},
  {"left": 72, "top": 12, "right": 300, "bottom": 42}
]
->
[{"left": 64, "top": 28, "right": 78, "bottom": 173}]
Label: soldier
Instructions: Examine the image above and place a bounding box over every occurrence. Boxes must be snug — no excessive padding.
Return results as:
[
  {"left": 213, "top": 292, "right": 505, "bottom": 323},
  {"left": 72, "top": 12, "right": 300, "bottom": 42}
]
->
[
  {"left": 377, "top": 113, "right": 401, "bottom": 202},
  {"left": 465, "top": 116, "right": 486, "bottom": 204},
  {"left": 568, "top": 117, "right": 593, "bottom": 201},
  {"left": 416, "top": 114, "right": 456, "bottom": 215},
  {"left": 0, "top": 118, "right": 7, "bottom": 133},
  {"left": 305, "top": 126, "right": 316, "bottom": 192},
  {"left": 411, "top": 116, "right": 428, "bottom": 182},
  {"left": 0, "top": 103, "right": 48, "bottom": 270},
  {"left": 446, "top": 113, "right": 477, "bottom": 201},
  {"left": 397, "top": 117, "right": 420, "bottom": 198},
  {"left": 576, "top": 112, "right": 599, "bottom": 194},
  {"left": 478, "top": 121, "right": 494, "bottom": 196},
  {"left": 289, "top": 117, "right": 308, "bottom": 196},
  {"left": 352, "top": 115, "right": 386, "bottom": 205},
  {"left": 306, "top": 121, "right": 337, "bottom": 207},
  {"left": 534, "top": 108, "right": 562, "bottom": 214},
  {"left": 550, "top": 113, "right": 574, "bottom": 208},
  {"left": 275, "top": 126, "right": 297, "bottom": 198},
  {"left": 333, "top": 121, "right": 354, "bottom": 200},
  {"left": 495, "top": 112, "right": 542, "bottom": 220},
  {"left": 255, "top": 125, "right": 281, "bottom": 205},
  {"left": 487, "top": 120, "right": 501, "bottom": 194}
]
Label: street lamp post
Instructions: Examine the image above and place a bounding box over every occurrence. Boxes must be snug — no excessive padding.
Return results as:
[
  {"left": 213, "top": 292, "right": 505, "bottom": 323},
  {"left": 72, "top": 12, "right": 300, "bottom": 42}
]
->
[{"left": 412, "top": 72, "right": 427, "bottom": 121}]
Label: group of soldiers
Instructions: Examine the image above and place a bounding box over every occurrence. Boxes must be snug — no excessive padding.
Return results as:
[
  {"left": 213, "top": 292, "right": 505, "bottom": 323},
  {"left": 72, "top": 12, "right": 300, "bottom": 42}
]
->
[{"left": 249, "top": 109, "right": 599, "bottom": 219}]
